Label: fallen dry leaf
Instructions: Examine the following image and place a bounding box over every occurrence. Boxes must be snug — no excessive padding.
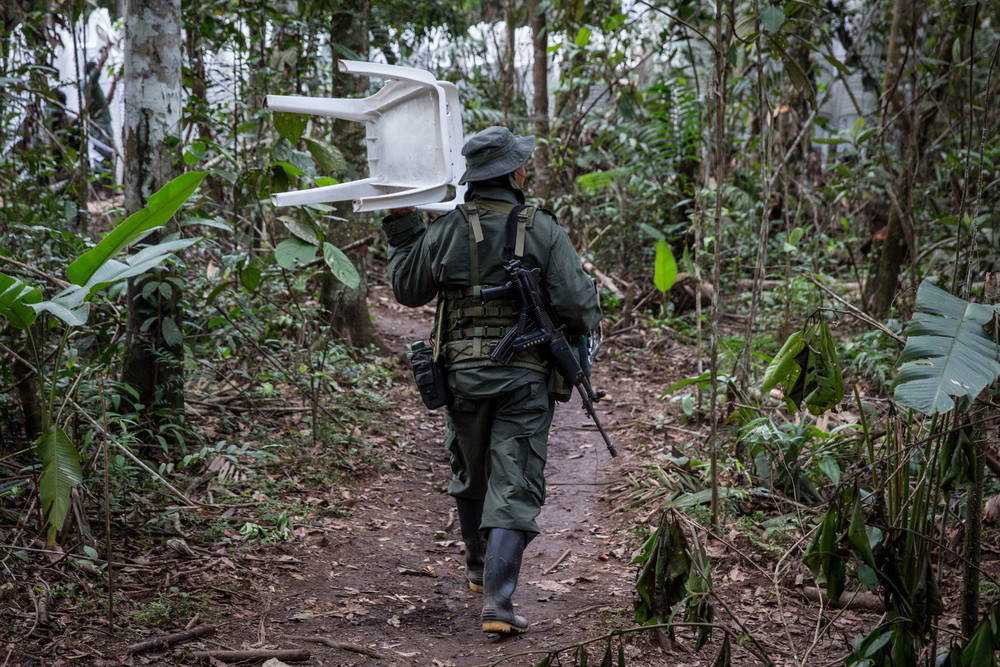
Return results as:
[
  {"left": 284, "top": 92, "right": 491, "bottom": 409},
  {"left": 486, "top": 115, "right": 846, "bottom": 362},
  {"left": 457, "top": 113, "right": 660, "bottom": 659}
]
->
[
  {"left": 985, "top": 495, "right": 1000, "bottom": 525},
  {"left": 531, "top": 579, "right": 571, "bottom": 593},
  {"left": 705, "top": 542, "right": 727, "bottom": 558}
]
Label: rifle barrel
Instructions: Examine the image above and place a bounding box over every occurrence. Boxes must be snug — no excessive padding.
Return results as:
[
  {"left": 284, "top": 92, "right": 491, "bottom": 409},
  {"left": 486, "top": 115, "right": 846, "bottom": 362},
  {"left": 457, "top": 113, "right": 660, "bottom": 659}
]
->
[{"left": 577, "top": 384, "right": 617, "bottom": 458}]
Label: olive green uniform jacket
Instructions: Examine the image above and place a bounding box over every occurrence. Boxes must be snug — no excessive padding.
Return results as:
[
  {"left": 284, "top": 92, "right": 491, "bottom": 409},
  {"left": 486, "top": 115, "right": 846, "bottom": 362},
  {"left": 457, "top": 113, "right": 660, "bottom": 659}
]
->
[{"left": 382, "top": 184, "right": 602, "bottom": 537}]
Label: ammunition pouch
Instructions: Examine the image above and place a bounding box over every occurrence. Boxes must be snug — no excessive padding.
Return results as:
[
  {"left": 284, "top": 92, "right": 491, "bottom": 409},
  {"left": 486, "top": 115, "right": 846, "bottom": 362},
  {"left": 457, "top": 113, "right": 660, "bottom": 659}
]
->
[
  {"left": 440, "top": 286, "right": 548, "bottom": 372},
  {"left": 407, "top": 342, "right": 452, "bottom": 410}
]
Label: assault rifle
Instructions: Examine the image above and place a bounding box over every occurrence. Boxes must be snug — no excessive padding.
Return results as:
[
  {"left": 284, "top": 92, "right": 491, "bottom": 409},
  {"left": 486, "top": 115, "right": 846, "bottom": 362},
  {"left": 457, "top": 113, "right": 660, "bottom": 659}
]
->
[{"left": 481, "top": 259, "right": 618, "bottom": 458}]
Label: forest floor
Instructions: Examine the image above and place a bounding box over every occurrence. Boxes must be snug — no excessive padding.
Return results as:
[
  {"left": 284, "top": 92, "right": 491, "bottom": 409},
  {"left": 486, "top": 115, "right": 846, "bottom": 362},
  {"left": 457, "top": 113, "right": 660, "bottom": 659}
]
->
[{"left": 10, "top": 261, "right": 980, "bottom": 667}]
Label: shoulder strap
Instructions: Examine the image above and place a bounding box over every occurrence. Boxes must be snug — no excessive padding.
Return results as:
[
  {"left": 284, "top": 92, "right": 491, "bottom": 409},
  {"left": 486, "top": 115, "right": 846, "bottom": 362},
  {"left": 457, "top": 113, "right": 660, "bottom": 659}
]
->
[
  {"left": 459, "top": 200, "right": 537, "bottom": 267},
  {"left": 503, "top": 204, "right": 536, "bottom": 260},
  {"left": 458, "top": 202, "right": 483, "bottom": 285}
]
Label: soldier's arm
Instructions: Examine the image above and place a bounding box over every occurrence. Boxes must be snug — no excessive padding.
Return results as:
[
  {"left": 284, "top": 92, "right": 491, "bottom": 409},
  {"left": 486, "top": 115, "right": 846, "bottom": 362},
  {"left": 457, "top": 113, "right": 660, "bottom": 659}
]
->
[
  {"left": 540, "top": 215, "right": 602, "bottom": 335},
  {"left": 382, "top": 211, "right": 437, "bottom": 307}
]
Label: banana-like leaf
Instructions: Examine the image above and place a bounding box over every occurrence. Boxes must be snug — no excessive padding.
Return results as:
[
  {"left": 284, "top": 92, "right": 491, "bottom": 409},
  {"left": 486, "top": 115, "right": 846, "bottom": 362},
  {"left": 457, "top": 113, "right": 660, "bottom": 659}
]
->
[
  {"left": 29, "top": 300, "right": 90, "bottom": 327},
  {"left": 36, "top": 426, "right": 83, "bottom": 544},
  {"left": 0, "top": 273, "right": 41, "bottom": 329},
  {"left": 893, "top": 280, "right": 1000, "bottom": 415},
  {"left": 37, "top": 238, "right": 199, "bottom": 325},
  {"left": 67, "top": 171, "right": 205, "bottom": 286},
  {"left": 82, "top": 238, "right": 200, "bottom": 296}
]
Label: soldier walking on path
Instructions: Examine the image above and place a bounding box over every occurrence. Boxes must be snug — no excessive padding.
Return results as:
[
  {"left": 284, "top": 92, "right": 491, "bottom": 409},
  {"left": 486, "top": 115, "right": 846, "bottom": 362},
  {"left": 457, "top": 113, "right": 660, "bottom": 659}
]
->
[{"left": 381, "top": 126, "right": 603, "bottom": 634}]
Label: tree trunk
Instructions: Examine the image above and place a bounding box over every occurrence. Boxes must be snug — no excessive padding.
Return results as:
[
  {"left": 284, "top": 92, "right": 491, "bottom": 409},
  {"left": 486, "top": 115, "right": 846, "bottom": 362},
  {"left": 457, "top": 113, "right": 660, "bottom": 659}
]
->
[
  {"left": 864, "top": 0, "right": 916, "bottom": 318},
  {"left": 501, "top": 0, "right": 516, "bottom": 125},
  {"left": 320, "top": 1, "right": 380, "bottom": 350},
  {"left": 120, "top": 0, "right": 185, "bottom": 444},
  {"left": 526, "top": 0, "right": 551, "bottom": 203}
]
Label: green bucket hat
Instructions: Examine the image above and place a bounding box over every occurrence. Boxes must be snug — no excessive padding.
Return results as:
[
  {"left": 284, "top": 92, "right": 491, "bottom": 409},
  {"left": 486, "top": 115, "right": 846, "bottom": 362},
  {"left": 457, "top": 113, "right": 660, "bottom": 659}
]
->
[{"left": 458, "top": 126, "right": 535, "bottom": 185}]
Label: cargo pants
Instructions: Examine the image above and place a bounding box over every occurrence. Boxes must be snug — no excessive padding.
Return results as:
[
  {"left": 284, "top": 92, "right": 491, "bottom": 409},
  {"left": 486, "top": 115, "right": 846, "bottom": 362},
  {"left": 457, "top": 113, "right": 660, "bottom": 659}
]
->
[{"left": 444, "top": 379, "right": 554, "bottom": 540}]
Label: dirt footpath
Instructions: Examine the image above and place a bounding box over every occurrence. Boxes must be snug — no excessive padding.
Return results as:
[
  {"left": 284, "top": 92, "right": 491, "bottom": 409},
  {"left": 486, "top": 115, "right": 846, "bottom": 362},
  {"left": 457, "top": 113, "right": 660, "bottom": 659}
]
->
[
  {"left": 108, "top": 276, "right": 883, "bottom": 666},
  {"left": 248, "top": 405, "right": 633, "bottom": 666},
  {"left": 195, "top": 282, "right": 639, "bottom": 666}
]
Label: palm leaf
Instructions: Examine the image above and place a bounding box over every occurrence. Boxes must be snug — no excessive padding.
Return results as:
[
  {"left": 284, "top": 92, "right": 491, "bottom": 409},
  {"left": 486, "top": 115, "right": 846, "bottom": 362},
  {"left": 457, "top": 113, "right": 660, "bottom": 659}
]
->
[
  {"left": 67, "top": 171, "right": 205, "bottom": 286},
  {"left": 893, "top": 280, "right": 1000, "bottom": 415},
  {"left": 36, "top": 426, "right": 83, "bottom": 544}
]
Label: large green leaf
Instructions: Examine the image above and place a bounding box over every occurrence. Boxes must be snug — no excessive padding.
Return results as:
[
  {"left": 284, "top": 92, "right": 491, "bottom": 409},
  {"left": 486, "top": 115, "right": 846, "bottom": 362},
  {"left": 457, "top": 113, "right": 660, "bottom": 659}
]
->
[
  {"left": 773, "top": 42, "right": 816, "bottom": 106},
  {"left": 0, "top": 273, "right": 41, "bottom": 329},
  {"left": 303, "top": 136, "right": 346, "bottom": 172},
  {"left": 760, "top": 318, "right": 844, "bottom": 415},
  {"left": 323, "top": 242, "right": 360, "bottom": 289},
  {"left": 37, "top": 426, "right": 83, "bottom": 544},
  {"left": 280, "top": 215, "right": 321, "bottom": 246},
  {"left": 275, "top": 237, "right": 318, "bottom": 269},
  {"left": 274, "top": 112, "right": 306, "bottom": 144},
  {"left": 760, "top": 330, "right": 804, "bottom": 394},
  {"left": 67, "top": 171, "right": 205, "bottom": 286},
  {"left": 653, "top": 240, "right": 677, "bottom": 293},
  {"left": 760, "top": 5, "right": 785, "bottom": 33},
  {"left": 800, "top": 317, "right": 845, "bottom": 415},
  {"left": 734, "top": 13, "right": 758, "bottom": 40},
  {"left": 575, "top": 169, "right": 620, "bottom": 196},
  {"left": 893, "top": 280, "right": 1000, "bottom": 415}
]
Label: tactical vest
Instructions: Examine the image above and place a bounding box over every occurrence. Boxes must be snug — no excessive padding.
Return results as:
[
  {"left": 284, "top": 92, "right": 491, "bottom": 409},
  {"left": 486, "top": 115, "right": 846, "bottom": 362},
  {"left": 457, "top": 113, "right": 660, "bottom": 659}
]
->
[{"left": 436, "top": 200, "right": 549, "bottom": 372}]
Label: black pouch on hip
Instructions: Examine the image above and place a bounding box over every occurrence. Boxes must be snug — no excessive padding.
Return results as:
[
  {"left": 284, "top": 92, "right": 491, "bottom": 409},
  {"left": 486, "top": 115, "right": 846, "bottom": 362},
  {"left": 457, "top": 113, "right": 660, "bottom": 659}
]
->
[{"left": 407, "top": 341, "right": 452, "bottom": 410}]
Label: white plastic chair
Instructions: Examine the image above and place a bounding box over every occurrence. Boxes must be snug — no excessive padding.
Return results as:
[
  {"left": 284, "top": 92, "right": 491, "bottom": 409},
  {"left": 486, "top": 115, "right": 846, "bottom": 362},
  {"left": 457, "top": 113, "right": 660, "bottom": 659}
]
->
[{"left": 265, "top": 60, "right": 466, "bottom": 213}]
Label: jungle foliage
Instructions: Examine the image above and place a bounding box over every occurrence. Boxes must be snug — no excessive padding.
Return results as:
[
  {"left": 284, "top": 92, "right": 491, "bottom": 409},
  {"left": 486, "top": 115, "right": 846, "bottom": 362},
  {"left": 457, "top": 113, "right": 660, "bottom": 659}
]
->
[{"left": 2, "top": 0, "right": 1000, "bottom": 664}]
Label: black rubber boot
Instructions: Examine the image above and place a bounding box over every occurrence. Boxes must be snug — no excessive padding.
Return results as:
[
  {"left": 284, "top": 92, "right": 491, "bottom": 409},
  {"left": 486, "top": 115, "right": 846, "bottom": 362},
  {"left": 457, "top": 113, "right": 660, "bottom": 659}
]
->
[
  {"left": 455, "top": 497, "right": 485, "bottom": 592},
  {"left": 481, "top": 528, "right": 529, "bottom": 634}
]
